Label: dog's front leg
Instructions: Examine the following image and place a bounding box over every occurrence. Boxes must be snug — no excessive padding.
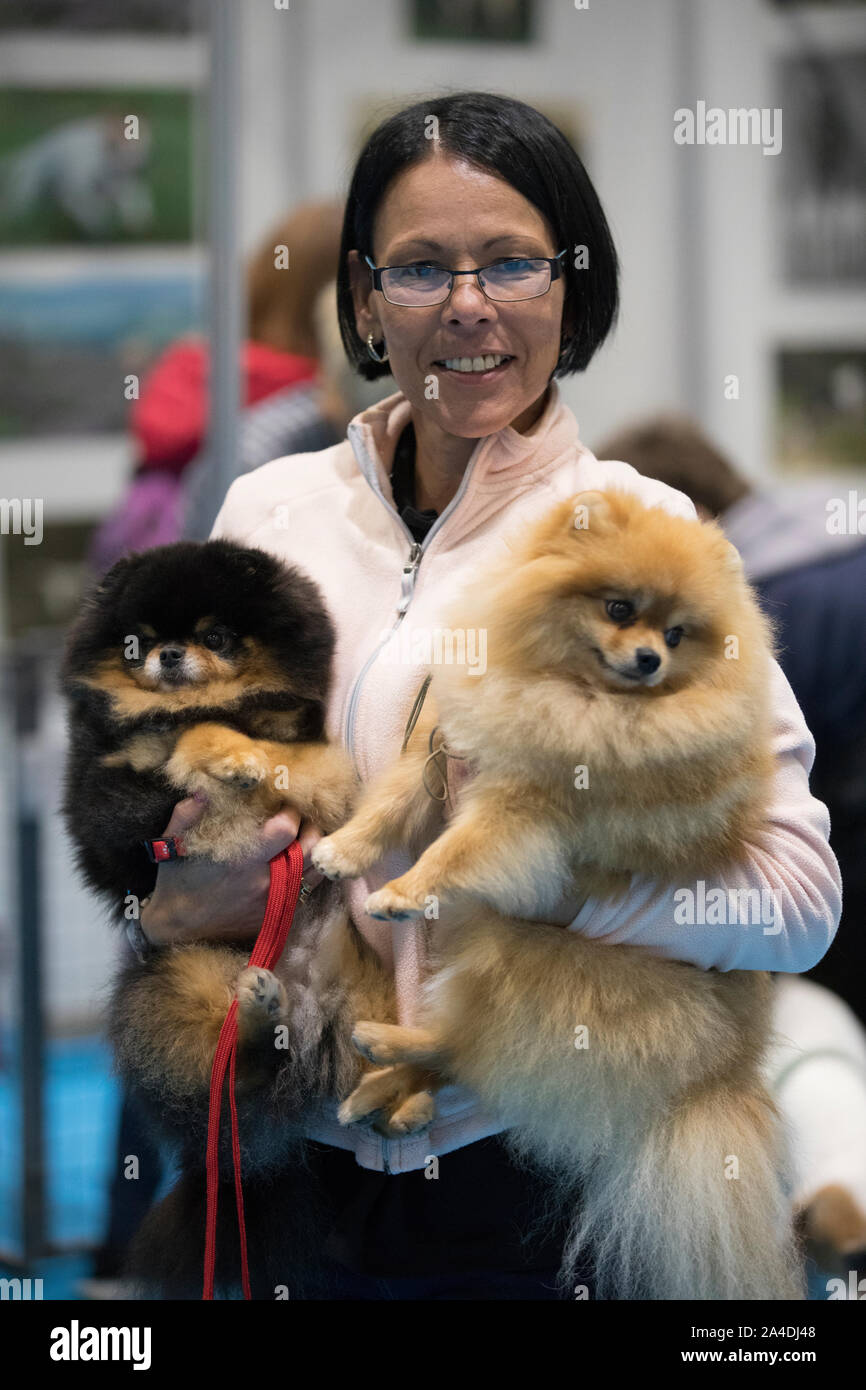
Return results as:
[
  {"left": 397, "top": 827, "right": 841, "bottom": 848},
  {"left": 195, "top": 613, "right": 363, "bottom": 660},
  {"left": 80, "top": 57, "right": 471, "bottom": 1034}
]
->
[
  {"left": 364, "top": 790, "right": 572, "bottom": 920},
  {"left": 164, "top": 722, "right": 271, "bottom": 794},
  {"left": 312, "top": 744, "right": 441, "bottom": 881}
]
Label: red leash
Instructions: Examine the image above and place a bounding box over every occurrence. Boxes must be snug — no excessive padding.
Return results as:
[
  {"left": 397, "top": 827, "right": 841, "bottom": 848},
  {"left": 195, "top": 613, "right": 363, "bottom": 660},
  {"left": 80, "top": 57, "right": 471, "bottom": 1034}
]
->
[{"left": 203, "top": 840, "right": 305, "bottom": 1300}]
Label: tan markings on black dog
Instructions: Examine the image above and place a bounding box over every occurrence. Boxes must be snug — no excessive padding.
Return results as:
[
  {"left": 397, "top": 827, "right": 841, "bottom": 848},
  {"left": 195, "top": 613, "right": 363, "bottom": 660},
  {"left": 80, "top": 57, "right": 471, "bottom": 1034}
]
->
[
  {"left": 245, "top": 708, "right": 304, "bottom": 742},
  {"left": 77, "top": 639, "right": 297, "bottom": 716},
  {"left": 129, "top": 944, "right": 240, "bottom": 1091},
  {"left": 102, "top": 730, "right": 178, "bottom": 772}
]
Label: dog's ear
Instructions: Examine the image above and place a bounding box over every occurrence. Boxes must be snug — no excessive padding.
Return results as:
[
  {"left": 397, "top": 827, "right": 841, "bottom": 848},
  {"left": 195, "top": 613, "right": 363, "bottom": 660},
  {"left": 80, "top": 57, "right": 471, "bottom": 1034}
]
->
[
  {"left": 722, "top": 540, "right": 745, "bottom": 576},
  {"left": 569, "top": 490, "right": 615, "bottom": 535},
  {"left": 94, "top": 554, "right": 137, "bottom": 597},
  {"left": 216, "top": 543, "right": 273, "bottom": 583}
]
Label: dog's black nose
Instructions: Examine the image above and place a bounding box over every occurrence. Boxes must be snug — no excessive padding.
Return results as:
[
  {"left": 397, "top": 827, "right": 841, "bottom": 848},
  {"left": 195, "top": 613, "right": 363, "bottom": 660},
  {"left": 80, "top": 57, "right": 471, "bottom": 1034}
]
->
[
  {"left": 635, "top": 647, "right": 661, "bottom": 674},
  {"left": 159, "top": 646, "right": 184, "bottom": 666}
]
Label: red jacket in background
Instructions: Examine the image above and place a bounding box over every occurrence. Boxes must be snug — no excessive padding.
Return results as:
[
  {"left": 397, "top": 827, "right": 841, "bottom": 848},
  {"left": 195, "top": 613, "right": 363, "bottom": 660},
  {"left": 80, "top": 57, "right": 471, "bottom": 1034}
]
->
[{"left": 131, "top": 337, "right": 320, "bottom": 474}]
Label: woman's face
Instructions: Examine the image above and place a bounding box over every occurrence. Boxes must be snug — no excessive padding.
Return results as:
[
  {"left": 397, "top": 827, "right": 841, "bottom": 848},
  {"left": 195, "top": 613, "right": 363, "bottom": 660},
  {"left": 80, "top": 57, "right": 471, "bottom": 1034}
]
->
[{"left": 349, "top": 153, "right": 568, "bottom": 438}]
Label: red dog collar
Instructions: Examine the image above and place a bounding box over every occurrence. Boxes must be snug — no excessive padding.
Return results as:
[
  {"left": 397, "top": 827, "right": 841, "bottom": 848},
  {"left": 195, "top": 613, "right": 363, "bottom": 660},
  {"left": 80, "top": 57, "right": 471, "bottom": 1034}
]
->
[{"left": 143, "top": 835, "right": 187, "bottom": 863}]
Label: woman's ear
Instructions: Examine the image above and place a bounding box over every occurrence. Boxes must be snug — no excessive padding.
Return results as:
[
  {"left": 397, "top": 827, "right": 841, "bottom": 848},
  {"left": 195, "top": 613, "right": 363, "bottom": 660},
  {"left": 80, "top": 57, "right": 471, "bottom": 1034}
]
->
[{"left": 347, "top": 248, "right": 377, "bottom": 344}]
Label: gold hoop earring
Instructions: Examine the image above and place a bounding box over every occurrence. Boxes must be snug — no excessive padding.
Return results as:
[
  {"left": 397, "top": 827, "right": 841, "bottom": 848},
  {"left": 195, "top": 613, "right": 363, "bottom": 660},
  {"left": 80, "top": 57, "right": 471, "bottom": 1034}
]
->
[{"left": 366, "top": 331, "right": 389, "bottom": 363}]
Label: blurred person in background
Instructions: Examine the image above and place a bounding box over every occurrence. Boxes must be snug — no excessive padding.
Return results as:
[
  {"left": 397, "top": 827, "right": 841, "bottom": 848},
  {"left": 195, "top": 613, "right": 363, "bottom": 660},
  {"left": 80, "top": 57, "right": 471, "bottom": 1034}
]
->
[
  {"left": 592, "top": 415, "right": 866, "bottom": 1024},
  {"left": 87, "top": 199, "right": 345, "bottom": 575},
  {"left": 183, "top": 275, "right": 390, "bottom": 539}
]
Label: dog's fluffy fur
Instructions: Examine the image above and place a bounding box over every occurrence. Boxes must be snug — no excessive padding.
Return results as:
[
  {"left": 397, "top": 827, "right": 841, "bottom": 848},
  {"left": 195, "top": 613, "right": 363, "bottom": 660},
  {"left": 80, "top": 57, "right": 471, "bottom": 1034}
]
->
[
  {"left": 313, "top": 489, "right": 805, "bottom": 1300},
  {"left": 59, "top": 540, "right": 395, "bottom": 1296}
]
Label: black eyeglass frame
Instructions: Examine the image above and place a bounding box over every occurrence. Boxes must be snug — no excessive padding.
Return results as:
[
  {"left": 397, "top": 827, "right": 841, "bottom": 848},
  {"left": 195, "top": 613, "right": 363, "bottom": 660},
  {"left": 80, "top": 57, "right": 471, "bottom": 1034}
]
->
[{"left": 364, "top": 250, "right": 568, "bottom": 305}]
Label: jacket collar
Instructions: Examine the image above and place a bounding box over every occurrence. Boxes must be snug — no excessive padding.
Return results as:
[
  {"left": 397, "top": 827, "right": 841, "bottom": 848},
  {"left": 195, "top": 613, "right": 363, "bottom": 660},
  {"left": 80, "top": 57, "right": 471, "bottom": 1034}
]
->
[{"left": 346, "top": 380, "right": 583, "bottom": 509}]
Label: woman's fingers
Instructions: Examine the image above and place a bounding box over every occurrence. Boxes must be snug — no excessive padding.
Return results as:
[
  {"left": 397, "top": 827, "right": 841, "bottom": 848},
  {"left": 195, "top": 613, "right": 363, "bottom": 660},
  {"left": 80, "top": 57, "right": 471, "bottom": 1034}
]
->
[
  {"left": 160, "top": 792, "right": 209, "bottom": 840},
  {"left": 297, "top": 819, "right": 325, "bottom": 888},
  {"left": 259, "top": 811, "right": 325, "bottom": 888},
  {"left": 258, "top": 808, "right": 302, "bottom": 859}
]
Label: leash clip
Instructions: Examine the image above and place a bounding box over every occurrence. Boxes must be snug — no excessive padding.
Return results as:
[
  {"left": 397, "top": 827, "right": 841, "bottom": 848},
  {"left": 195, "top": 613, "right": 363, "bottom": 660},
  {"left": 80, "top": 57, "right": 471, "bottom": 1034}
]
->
[{"left": 143, "top": 835, "right": 186, "bottom": 864}]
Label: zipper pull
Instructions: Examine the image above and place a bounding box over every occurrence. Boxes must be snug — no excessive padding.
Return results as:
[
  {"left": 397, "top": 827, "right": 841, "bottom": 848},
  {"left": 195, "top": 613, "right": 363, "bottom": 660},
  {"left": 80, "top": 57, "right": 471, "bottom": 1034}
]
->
[{"left": 397, "top": 542, "right": 423, "bottom": 616}]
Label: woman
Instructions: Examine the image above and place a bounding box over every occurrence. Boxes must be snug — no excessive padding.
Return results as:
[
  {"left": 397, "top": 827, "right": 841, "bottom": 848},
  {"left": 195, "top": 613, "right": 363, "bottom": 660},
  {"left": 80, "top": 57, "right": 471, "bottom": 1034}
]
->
[{"left": 136, "top": 92, "right": 841, "bottom": 1299}]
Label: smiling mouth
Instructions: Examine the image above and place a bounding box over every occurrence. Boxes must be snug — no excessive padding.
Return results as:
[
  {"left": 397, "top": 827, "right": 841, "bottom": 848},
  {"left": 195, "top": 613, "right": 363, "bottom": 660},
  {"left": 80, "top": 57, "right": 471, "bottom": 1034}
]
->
[{"left": 434, "top": 353, "right": 515, "bottom": 375}]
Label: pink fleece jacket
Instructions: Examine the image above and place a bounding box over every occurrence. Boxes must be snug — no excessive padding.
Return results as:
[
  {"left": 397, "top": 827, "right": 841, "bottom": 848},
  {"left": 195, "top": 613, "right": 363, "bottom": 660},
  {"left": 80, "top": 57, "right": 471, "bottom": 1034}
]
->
[{"left": 209, "top": 381, "right": 842, "bottom": 1173}]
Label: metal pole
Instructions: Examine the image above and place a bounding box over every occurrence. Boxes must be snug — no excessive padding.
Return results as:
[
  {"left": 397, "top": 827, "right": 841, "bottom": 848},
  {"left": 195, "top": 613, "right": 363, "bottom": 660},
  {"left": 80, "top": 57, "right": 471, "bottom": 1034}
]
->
[
  {"left": 15, "top": 647, "right": 46, "bottom": 1263},
  {"left": 207, "top": 0, "right": 243, "bottom": 515},
  {"left": 674, "top": 0, "right": 705, "bottom": 420}
]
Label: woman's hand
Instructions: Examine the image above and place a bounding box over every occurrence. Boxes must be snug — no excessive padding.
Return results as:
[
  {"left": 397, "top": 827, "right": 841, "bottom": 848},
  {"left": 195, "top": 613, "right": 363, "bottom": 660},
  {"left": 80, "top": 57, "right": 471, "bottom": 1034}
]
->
[{"left": 140, "top": 795, "right": 325, "bottom": 946}]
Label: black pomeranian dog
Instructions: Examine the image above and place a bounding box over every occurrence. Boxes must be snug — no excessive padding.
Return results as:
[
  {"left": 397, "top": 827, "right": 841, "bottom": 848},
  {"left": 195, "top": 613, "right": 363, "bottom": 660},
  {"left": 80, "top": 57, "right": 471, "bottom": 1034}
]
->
[{"left": 59, "top": 540, "right": 394, "bottom": 1297}]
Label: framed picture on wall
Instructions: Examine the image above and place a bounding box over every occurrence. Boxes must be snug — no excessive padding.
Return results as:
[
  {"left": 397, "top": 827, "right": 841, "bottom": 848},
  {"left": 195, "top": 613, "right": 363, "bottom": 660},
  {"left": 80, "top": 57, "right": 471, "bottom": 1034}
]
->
[
  {"left": 0, "top": 257, "right": 204, "bottom": 437},
  {"left": 0, "top": 0, "right": 194, "bottom": 30},
  {"left": 0, "top": 88, "right": 195, "bottom": 246},
  {"left": 775, "top": 347, "right": 866, "bottom": 474},
  {"left": 777, "top": 51, "right": 866, "bottom": 284},
  {"left": 410, "top": 0, "right": 534, "bottom": 43}
]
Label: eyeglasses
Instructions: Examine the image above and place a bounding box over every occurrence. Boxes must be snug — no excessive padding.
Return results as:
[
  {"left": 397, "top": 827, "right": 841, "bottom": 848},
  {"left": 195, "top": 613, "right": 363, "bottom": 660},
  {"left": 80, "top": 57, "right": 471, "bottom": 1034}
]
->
[{"left": 364, "top": 250, "right": 567, "bottom": 307}]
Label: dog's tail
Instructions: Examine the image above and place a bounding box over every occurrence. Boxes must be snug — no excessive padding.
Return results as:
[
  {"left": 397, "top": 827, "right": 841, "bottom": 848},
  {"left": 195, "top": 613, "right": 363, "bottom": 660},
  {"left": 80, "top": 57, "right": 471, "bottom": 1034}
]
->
[
  {"left": 542, "top": 1077, "right": 805, "bottom": 1301},
  {"left": 430, "top": 910, "right": 805, "bottom": 1301}
]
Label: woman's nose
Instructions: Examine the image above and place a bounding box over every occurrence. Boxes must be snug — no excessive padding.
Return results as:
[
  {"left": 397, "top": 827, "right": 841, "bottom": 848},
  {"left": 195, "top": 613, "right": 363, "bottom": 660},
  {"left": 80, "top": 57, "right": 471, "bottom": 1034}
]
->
[{"left": 445, "top": 276, "right": 494, "bottom": 319}]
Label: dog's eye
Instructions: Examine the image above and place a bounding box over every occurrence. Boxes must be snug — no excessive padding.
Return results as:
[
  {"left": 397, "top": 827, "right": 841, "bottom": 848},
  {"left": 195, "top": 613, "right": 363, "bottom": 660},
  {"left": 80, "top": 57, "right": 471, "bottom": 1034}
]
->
[
  {"left": 204, "top": 630, "right": 226, "bottom": 650},
  {"left": 664, "top": 626, "right": 684, "bottom": 648},
  {"left": 605, "top": 599, "right": 634, "bottom": 623}
]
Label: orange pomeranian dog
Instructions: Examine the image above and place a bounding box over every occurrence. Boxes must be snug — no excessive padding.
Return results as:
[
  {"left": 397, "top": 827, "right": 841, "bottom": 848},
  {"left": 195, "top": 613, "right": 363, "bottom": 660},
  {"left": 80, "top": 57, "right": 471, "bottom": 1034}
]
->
[{"left": 313, "top": 489, "right": 804, "bottom": 1300}]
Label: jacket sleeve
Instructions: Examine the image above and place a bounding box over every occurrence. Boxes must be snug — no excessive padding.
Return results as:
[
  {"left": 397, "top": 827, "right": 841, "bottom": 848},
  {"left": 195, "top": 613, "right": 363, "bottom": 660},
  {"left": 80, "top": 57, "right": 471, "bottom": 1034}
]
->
[
  {"left": 565, "top": 659, "right": 842, "bottom": 972},
  {"left": 207, "top": 473, "right": 259, "bottom": 543}
]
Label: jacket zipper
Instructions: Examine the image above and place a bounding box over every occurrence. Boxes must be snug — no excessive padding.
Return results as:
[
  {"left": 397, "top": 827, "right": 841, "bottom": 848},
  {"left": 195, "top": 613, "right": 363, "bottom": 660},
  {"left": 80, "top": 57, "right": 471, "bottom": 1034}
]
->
[
  {"left": 343, "top": 432, "right": 482, "bottom": 1176},
  {"left": 342, "top": 445, "right": 480, "bottom": 767}
]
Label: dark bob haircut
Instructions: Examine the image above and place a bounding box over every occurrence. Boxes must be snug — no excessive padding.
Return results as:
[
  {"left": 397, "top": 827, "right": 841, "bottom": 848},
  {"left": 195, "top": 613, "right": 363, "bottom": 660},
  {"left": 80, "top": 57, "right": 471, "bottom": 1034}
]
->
[{"left": 336, "top": 90, "right": 620, "bottom": 381}]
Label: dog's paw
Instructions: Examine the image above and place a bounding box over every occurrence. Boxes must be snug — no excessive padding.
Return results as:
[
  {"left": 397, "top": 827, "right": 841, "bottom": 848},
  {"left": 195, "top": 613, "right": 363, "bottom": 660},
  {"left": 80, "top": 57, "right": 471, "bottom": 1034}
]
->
[
  {"left": 383, "top": 1089, "right": 436, "bottom": 1137},
  {"left": 208, "top": 748, "right": 270, "bottom": 790},
  {"left": 364, "top": 882, "right": 424, "bottom": 921},
  {"left": 311, "top": 833, "right": 369, "bottom": 881},
  {"left": 337, "top": 1072, "right": 388, "bottom": 1128},
  {"left": 235, "top": 967, "right": 287, "bottom": 1020},
  {"left": 337, "top": 1067, "right": 435, "bottom": 1137},
  {"left": 350, "top": 1020, "right": 408, "bottom": 1066}
]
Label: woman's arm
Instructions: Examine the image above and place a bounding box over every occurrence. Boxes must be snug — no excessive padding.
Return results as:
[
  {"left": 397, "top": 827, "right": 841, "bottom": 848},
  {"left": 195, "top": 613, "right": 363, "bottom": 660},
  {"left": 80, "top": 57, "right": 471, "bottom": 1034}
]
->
[{"left": 561, "top": 660, "right": 843, "bottom": 972}]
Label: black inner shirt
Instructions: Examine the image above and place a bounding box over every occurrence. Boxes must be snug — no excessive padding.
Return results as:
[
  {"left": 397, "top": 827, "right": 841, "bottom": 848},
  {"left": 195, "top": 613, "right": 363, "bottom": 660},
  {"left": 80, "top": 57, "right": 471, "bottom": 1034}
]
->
[{"left": 390, "top": 422, "right": 438, "bottom": 542}]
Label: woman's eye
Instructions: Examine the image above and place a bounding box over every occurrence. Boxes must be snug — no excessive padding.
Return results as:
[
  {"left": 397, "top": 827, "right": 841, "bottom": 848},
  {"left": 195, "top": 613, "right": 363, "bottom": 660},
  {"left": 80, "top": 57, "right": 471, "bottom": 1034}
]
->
[
  {"left": 665, "top": 626, "right": 684, "bottom": 648},
  {"left": 605, "top": 599, "right": 634, "bottom": 622},
  {"left": 404, "top": 262, "right": 440, "bottom": 279}
]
